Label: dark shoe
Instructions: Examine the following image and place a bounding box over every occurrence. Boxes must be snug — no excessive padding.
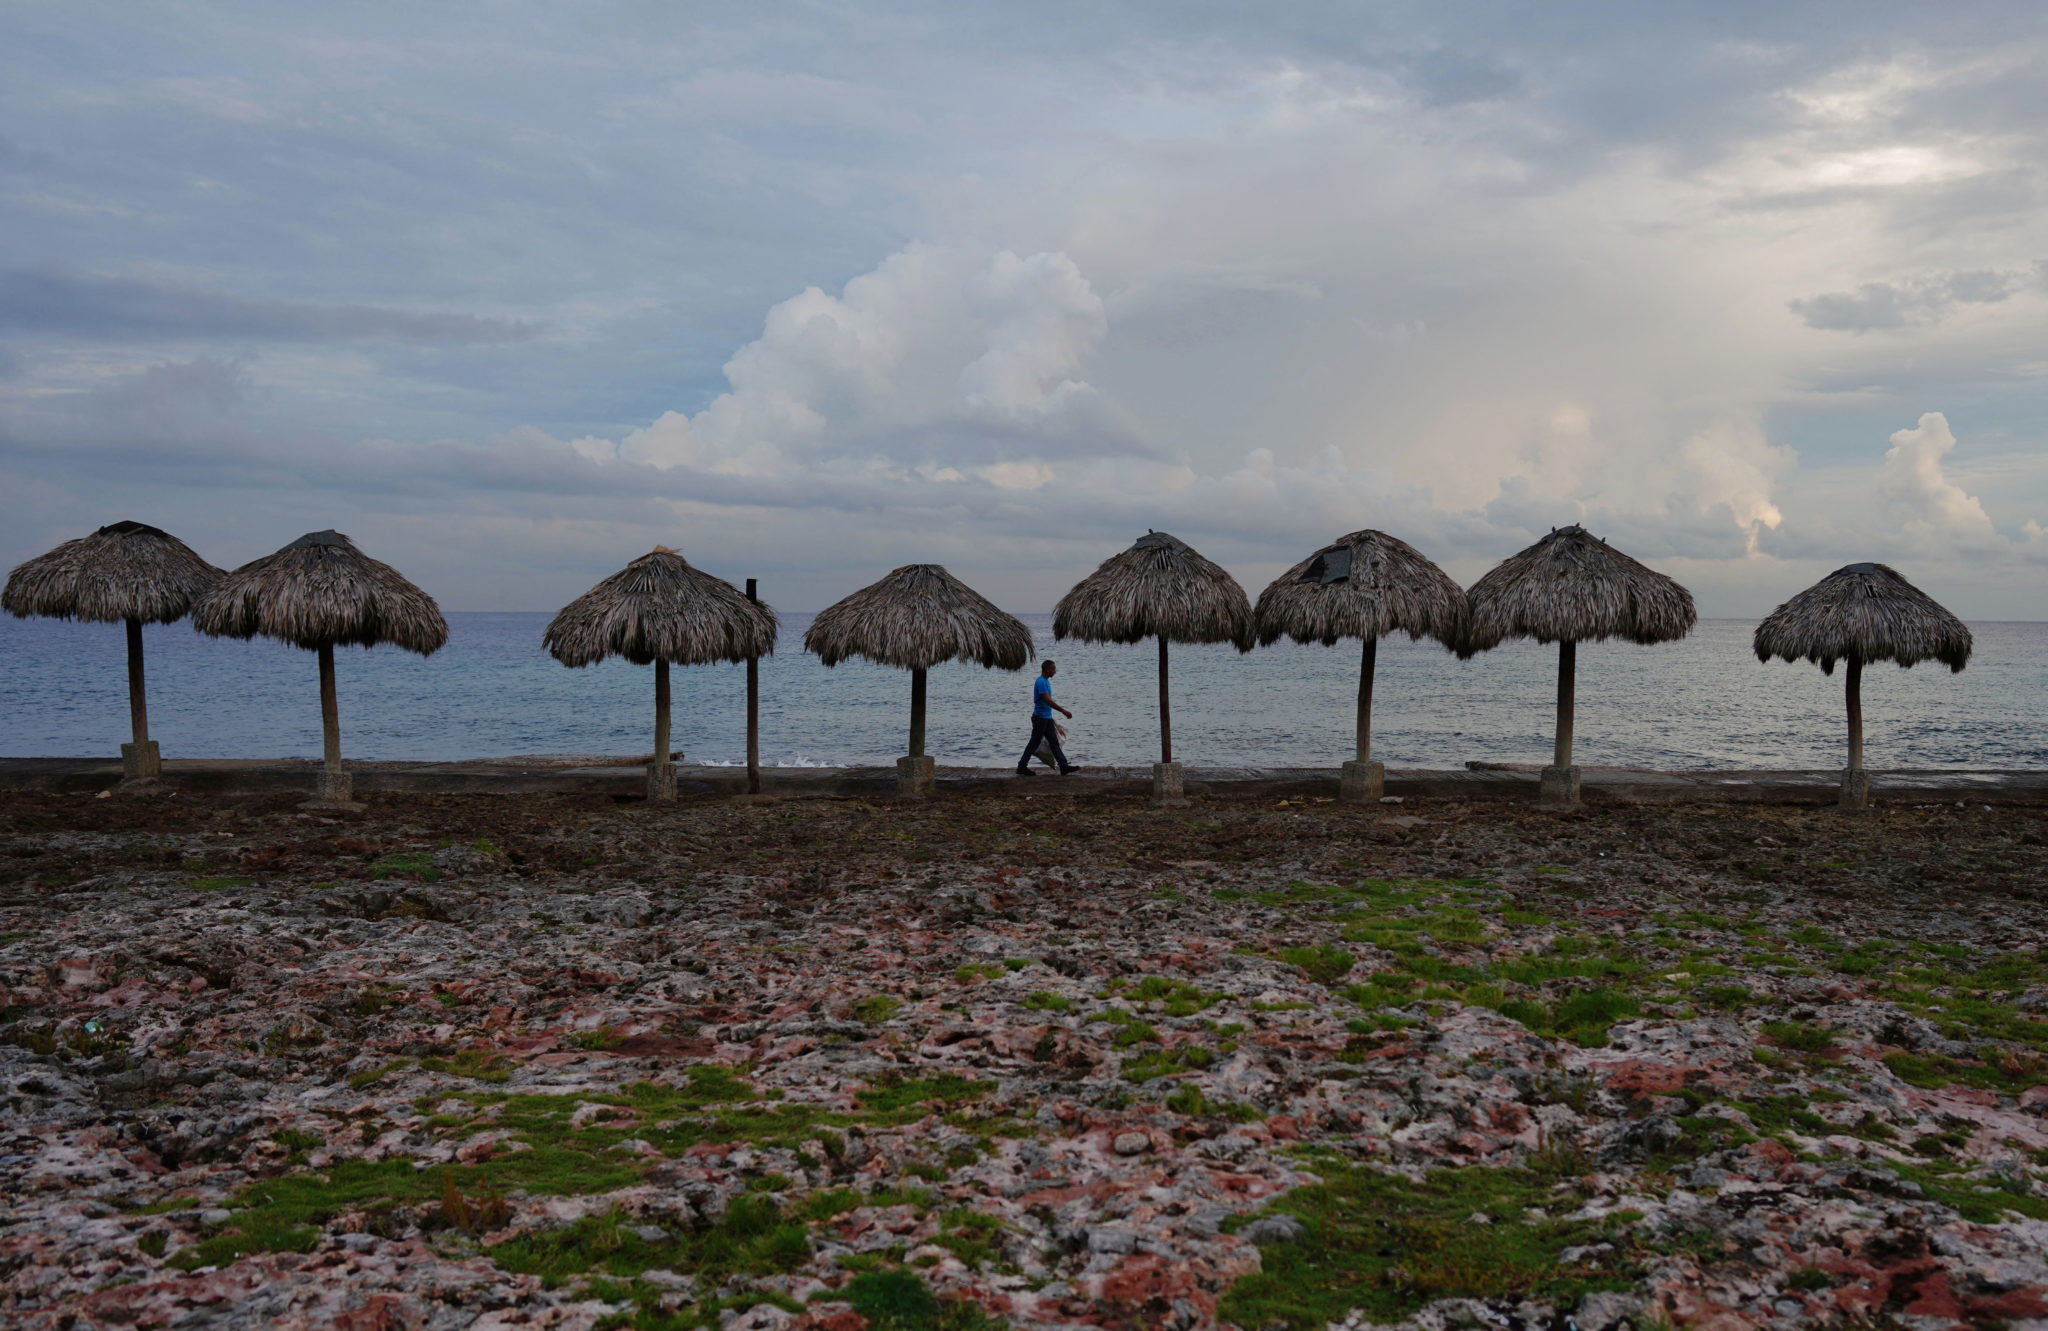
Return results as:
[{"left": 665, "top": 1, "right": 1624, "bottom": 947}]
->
[
  {"left": 1015, "top": 767, "right": 1034, "bottom": 776},
  {"left": 1060, "top": 766, "right": 1080, "bottom": 775}
]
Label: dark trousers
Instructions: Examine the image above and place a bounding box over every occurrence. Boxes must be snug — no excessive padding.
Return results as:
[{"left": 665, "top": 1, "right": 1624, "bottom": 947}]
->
[{"left": 1019, "top": 715, "right": 1069, "bottom": 772}]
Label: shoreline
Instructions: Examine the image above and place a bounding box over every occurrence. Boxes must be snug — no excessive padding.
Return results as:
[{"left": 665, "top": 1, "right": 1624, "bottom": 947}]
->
[{"left": 3, "top": 754, "right": 2047, "bottom": 804}]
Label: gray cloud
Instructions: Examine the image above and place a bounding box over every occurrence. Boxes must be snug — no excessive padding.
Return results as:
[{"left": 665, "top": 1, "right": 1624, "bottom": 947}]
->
[
  {"left": 1790, "top": 269, "right": 2038, "bottom": 332},
  {"left": 0, "top": 268, "right": 540, "bottom": 344},
  {"left": 2, "top": 3, "right": 2047, "bottom": 617}
]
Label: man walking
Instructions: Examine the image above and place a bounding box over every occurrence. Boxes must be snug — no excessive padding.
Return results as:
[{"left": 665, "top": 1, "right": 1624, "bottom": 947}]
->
[{"left": 1018, "top": 659, "right": 1077, "bottom": 776}]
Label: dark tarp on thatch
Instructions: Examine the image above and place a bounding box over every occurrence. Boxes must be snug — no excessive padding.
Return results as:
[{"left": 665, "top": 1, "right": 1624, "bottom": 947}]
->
[
  {"left": 1459, "top": 524, "right": 1695, "bottom": 657},
  {"left": 805, "top": 564, "right": 1032, "bottom": 671},
  {"left": 1255, "top": 529, "right": 1466, "bottom": 648},
  {"left": 4, "top": 520, "right": 221, "bottom": 624},
  {"left": 191, "top": 530, "right": 448, "bottom": 654},
  {"left": 1053, "top": 530, "right": 1253, "bottom": 650},
  {"left": 545, "top": 549, "right": 777, "bottom": 667},
  {"left": 1753, "top": 562, "right": 1971, "bottom": 675}
]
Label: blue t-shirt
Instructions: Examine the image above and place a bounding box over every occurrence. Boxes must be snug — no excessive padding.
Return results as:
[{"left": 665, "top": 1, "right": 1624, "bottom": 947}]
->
[{"left": 1033, "top": 676, "right": 1053, "bottom": 719}]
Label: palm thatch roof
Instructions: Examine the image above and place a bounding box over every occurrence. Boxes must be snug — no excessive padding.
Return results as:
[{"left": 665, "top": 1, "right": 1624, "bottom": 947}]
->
[
  {"left": 805, "top": 564, "right": 1032, "bottom": 671},
  {"left": 191, "top": 530, "right": 448, "bottom": 654},
  {"left": 1459, "top": 525, "right": 1695, "bottom": 657},
  {"left": 4, "top": 521, "right": 222, "bottom": 624},
  {"left": 545, "top": 548, "right": 777, "bottom": 667},
  {"left": 1054, "top": 531, "right": 1254, "bottom": 650},
  {"left": 1753, "top": 562, "right": 1971, "bottom": 675},
  {"left": 1255, "top": 529, "right": 1466, "bottom": 647}
]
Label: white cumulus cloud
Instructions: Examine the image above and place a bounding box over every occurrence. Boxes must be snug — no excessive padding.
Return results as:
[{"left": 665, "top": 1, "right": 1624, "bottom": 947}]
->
[
  {"left": 608, "top": 246, "right": 1116, "bottom": 478},
  {"left": 1880, "top": 411, "right": 1999, "bottom": 549}
]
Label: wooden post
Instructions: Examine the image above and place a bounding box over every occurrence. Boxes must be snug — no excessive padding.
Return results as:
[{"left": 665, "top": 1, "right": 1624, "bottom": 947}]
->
[
  {"left": 1553, "top": 639, "right": 1576, "bottom": 769},
  {"left": 1157, "top": 636, "right": 1172, "bottom": 765},
  {"left": 125, "top": 617, "right": 149, "bottom": 750},
  {"left": 909, "top": 667, "right": 927, "bottom": 758},
  {"left": 745, "top": 578, "right": 760, "bottom": 795},
  {"left": 318, "top": 641, "right": 342, "bottom": 782},
  {"left": 1845, "top": 653, "right": 1863, "bottom": 771},
  {"left": 1356, "top": 636, "right": 1376, "bottom": 765},
  {"left": 654, "top": 658, "right": 671, "bottom": 768}
]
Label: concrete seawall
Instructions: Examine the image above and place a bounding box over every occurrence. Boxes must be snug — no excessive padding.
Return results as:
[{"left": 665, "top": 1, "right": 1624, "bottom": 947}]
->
[{"left": 3, "top": 756, "right": 2045, "bottom": 804}]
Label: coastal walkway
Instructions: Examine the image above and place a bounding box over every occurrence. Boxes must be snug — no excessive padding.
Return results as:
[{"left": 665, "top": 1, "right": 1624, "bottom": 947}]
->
[{"left": 2, "top": 756, "right": 2044, "bottom": 805}]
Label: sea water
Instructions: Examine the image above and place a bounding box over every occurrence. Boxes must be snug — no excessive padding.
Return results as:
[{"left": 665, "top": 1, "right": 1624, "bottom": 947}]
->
[{"left": 1, "top": 614, "right": 2042, "bottom": 771}]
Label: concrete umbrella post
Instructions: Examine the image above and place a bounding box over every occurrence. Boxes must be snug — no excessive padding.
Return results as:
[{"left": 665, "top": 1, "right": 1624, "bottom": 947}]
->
[
  {"left": 648, "top": 659, "right": 677, "bottom": 802},
  {"left": 1539, "top": 639, "right": 1580, "bottom": 807},
  {"left": 897, "top": 666, "right": 935, "bottom": 799},
  {"left": 1152, "top": 635, "right": 1185, "bottom": 804},
  {"left": 1840, "top": 652, "right": 1868, "bottom": 809},
  {"left": 746, "top": 578, "right": 761, "bottom": 796},
  {"left": 315, "top": 641, "right": 351, "bottom": 802},
  {"left": 1340, "top": 635, "right": 1383, "bottom": 801},
  {"left": 121, "top": 616, "right": 162, "bottom": 778}
]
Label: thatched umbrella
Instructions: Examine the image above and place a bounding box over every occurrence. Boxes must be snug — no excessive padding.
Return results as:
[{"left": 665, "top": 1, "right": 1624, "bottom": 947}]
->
[
  {"left": 1753, "top": 562, "right": 1971, "bottom": 809},
  {"left": 544, "top": 548, "right": 778, "bottom": 802},
  {"left": 192, "top": 531, "right": 447, "bottom": 802},
  {"left": 804, "top": 564, "right": 1032, "bottom": 796},
  {"left": 1459, "top": 525, "right": 1695, "bottom": 805},
  {"left": 1255, "top": 529, "right": 1466, "bottom": 801},
  {"left": 1055, "top": 531, "right": 1253, "bottom": 795},
  {"left": 3, "top": 521, "right": 223, "bottom": 779}
]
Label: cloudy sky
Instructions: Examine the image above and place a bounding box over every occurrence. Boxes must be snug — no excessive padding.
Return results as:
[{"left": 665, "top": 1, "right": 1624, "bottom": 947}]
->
[{"left": 4, "top": 2, "right": 2046, "bottom": 615}]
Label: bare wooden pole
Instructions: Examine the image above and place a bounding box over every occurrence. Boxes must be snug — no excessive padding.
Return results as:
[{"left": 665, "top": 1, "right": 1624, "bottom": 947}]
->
[
  {"left": 1553, "top": 639, "right": 1576, "bottom": 769},
  {"left": 654, "top": 659, "right": 671, "bottom": 770},
  {"left": 125, "top": 617, "right": 149, "bottom": 750},
  {"left": 909, "top": 667, "right": 927, "bottom": 758},
  {"left": 745, "top": 577, "right": 761, "bottom": 795},
  {"left": 1845, "top": 652, "right": 1863, "bottom": 771},
  {"left": 1157, "top": 636, "right": 1172, "bottom": 765},
  {"left": 1356, "top": 635, "right": 1376, "bottom": 765},
  {"left": 317, "top": 642, "right": 342, "bottom": 780}
]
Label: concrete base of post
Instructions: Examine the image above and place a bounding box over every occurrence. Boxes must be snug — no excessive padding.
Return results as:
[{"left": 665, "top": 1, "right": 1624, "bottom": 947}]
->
[
  {"left": 896, "top": 755, "right": 935, "bottom": 799},
  {"left": 1838, "top": 767, "right": 1870, "bottom": 811},
  {"left": 645, "top": 761, "right": 677, "bottom": 803},
  {"left": 313, "top": 767, "right": 354, "bottom": 803},
  {"left": 1152, "top": 761, "right": 1187, "bottom": 806},
  {"left": 121, "top": 741, "right": 161, "bottom": 780},
  {"left": 1538, "top": 765, "right": 1581, "bottom": 807},
  {"left": 1339, "top": 760, "right": 1384, "bottom": 803}
]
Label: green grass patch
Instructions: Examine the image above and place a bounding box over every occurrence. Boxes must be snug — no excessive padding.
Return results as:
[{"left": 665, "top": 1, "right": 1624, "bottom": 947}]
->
[
  {"left": 1217, "top": 1157, "right": 1641, "bottom": 1329},
  {"left": 1122, "top": 1045, "right": 1214, "bottom": 1083},
  {"left": 419, "top": 1049, "right": 514, "bottom": 1082},
  {"left": 842, "top": 1268, "right": 1005, "bottom": 1330},
  {"left": 1089, "top": 1009, "right": 1160, "bottom": 1046},
  {"left": 1762, "top": 1021, "right": 1833, "bottom": 1053},
  {"left": 184, "top": 876, "right": 249, "bottom": 892},
  {"left": 369, "top": 852, "right": 441, "bottom": 882},
  {"left": 1118, "top": 975, "right": 1227, "bottom": 1016},
  {"left": 493, "top": 1196, "right": 807, "bottom": 1287},
  {"left": 1481, "top": 987, "right": 1640, "bottom": 1048},
  {"left": 851, "top": 995, "right": 903, "bottom": 1026},
  {"left": 1021, "top": 991, "right": 1071, "bottom": 1013},
  {"left": 1278, "top": 945, "right": 1356, "bottom": 987},
  {"left": 347, "top": 1059, "right": 409, "bottom": 1089},
  {"left": 1882, "top": 1160, "right": 2048, "bottom": 1224},
  {"left": 854, "top": 1074, "right": 992, "bottom": 1115},
  {"left": 168, "top": 1148, "right": 645, "bottom": 1271}
]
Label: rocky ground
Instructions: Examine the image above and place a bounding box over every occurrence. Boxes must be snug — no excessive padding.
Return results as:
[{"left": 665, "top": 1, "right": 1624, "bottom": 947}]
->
[{"left": 3, "top": 784, "right": 2047, "bottom": 1331}]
